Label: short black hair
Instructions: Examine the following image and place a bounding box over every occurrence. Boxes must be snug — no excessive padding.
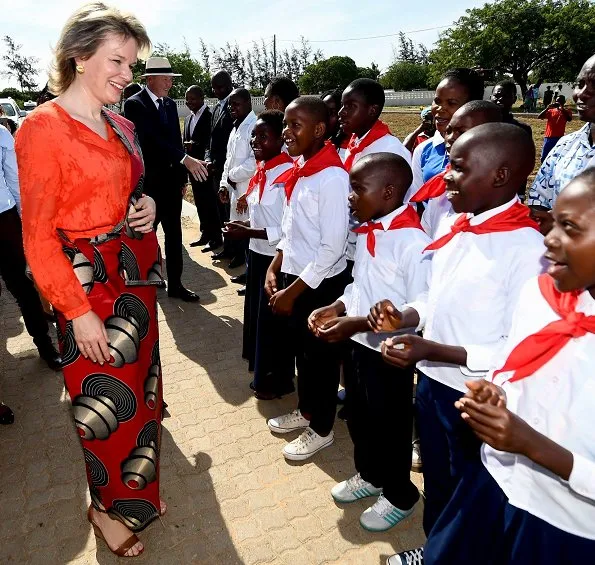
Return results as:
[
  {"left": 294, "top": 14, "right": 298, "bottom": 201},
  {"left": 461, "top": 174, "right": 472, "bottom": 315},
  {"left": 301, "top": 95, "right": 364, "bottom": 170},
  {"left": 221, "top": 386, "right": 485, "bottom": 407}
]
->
[
  {"left": 288, "top": 96, "right": 330, "bottom": 128},
  {"left": 352, "top": 152, "right": 413, "bottom": 192},
  {"left": 556, "top": 94, "right": 566, "bottom": 104},
  {"left": 230, "top": 87, "right": 252, "bottom": 103},
  {"left": 442, "top": 68, "right": 485, "bottom": 101},
  {"left": 268, "top": 76, "right": 299, "bottom": 107},
  {"left": 321, "top": 89, "right": 343, "bottom": 109},
  {"left": 345, "top": 78, "right": 386, "bottom": 112},
  {"left": 457, "top": 100, "right": 503, "bottom": 122},
  {"left": 212, "top": 70, "right": 232, "bottom": 87},
  {"left": 256, "top": 109, "right": 285, "bottom": 137},
  {"left": 494, "top": 79, "right": 517, "bottom": 97},
  {"left": 123, "top": 82, "right": 142, "bottom": 99},
  {"left": 186, "top": 85, "right": 204, "bottom": 97}
]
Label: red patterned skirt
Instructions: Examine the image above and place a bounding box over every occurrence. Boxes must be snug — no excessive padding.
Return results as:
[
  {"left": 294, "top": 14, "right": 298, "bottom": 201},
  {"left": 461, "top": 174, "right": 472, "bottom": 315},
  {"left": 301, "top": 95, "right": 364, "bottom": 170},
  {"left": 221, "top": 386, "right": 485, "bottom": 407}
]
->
[{"left": 57, "top": 232, "right": 163, "bottom": 531}]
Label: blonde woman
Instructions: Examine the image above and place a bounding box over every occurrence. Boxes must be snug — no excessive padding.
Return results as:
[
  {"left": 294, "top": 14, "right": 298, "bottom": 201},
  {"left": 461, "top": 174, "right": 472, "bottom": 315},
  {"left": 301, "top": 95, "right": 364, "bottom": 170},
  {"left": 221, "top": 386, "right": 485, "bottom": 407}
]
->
[{"left": 16, "top": 3, "right": 166, "bottom": 557}]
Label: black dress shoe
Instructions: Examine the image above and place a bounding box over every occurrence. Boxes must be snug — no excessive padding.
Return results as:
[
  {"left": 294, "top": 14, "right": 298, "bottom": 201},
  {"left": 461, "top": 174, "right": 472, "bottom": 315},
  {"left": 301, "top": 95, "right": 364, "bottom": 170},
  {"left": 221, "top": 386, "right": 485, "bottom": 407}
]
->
[
  {"left": 37, "top": 343, "right": 62, "bottom": 371},
  {"left": 231, "top": 273, "right": 247, "bottom": 284},
  {"left": 237, "top": 286, "right": 246, "bottom": 296},
  {"left": 168, "top": 286, "right": 200, "bottom": 302},
  {"left": 190, "top": 234, "right": 210, "bottom": 247},
  {"left": 228, "top": 255, "right": 246, "bottom": 269},
  {"left": 0, "top": 403, "right": 14, "bottom": 425},
  {"left": 212, "top": 249, "right": 233, "bottom": 260},
  {"left": 201, "top": 239, "right": 224, "bottom": 253}
]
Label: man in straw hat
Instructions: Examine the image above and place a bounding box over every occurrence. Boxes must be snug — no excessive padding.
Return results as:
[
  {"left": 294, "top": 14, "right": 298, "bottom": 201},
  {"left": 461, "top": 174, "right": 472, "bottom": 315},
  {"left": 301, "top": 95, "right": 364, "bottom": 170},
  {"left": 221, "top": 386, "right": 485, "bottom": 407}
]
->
[{"left": 124, "top": 56, "right": 204, "bottom": 302}]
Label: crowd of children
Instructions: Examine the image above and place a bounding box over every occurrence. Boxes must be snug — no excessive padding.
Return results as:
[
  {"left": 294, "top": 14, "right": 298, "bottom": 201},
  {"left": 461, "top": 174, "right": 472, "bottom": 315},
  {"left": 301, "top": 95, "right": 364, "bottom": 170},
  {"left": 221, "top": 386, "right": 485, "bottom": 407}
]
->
[{"left": 217, "top": 59, "right": 595, "bottom": 564}]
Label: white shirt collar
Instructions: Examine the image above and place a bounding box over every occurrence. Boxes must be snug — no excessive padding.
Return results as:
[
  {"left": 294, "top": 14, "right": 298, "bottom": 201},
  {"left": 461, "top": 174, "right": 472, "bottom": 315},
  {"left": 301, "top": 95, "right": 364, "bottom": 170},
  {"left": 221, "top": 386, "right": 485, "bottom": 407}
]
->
[
  {"left": 468, "top": 196, "right": 519, "bottom": 226},
  {"left": 145, "top": 87, "right": 161, "bottom": 108},
  {"left": 192, "top": 103, "right": 207, "bottom": 121},
  {"left": 367, "top": 204, "right": 409, "bottom": 230},
  {"left": 432, "top": 130, "right": 444, "bottom": 147}
]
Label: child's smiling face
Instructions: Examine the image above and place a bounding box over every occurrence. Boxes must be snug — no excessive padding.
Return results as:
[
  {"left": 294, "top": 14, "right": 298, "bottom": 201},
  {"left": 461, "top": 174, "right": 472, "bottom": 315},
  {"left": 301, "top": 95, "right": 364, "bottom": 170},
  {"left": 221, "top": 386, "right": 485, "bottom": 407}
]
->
[
  {"left": 250, "top": 121, "right": 283, "bottom": 162},
  {"left": 431, "top": 78, "right": 471, "bottom": 136},
  {"left": 282, "top": 103, "right": 326, "bottom": 158},
  {"left": 544, "top": 176, "right": 595, "bottom": 296}
]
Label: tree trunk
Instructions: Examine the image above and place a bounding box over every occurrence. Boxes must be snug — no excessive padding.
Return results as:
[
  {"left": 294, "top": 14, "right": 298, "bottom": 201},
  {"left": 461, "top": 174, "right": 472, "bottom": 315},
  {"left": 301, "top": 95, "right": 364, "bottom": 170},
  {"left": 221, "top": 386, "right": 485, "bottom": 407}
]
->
[{"left": 514, "top": 74, "right": 528, "bottom": 98}]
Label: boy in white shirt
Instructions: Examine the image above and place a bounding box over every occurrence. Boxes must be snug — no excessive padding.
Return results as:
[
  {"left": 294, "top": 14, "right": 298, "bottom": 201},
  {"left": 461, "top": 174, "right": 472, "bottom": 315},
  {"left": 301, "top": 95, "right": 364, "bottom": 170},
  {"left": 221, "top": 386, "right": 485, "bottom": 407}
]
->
[
  {"left": 219, "top": 88, "right": 257, "bottom": 269},
  {"left": 308, "top": 152, "right": 431, "bottom": 532},
  {"left": 369, "top": 123, "right": 547, "bottom": 541},
  {"left": 224, "top": 110, "right": 295, "bottom": 400},
  {"left": 265, "top": 97, "right": 350, "bottom": 461},
  {"left": 409, "top": 169, "right": 595, "bottom": 564}
]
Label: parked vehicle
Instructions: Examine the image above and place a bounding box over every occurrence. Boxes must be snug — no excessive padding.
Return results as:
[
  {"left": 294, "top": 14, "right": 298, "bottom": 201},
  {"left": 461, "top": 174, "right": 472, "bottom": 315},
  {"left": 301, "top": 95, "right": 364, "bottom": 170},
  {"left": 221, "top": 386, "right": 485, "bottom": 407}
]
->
[{"left": 0, "top": 97, "right": 26, "bottom": 131}]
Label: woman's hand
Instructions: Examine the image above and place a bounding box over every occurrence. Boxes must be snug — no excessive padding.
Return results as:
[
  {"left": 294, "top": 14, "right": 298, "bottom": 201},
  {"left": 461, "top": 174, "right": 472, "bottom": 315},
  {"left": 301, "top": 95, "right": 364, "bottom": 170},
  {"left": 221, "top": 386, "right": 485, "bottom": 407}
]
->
[
  {"left": 72, "top": 310, "right": 111, "bottom": 364},
  {"left": 128, "top": 196, "right": 156, "bottom": 233}
]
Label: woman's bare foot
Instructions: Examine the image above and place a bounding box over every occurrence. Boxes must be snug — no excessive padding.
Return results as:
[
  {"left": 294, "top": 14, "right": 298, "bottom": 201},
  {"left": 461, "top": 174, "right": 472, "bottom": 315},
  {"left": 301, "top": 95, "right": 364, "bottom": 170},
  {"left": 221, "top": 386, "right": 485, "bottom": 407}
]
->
[
  {"left": 90, "top": 507, "right": 144, "bottom": 557},
  {"left": 160, "top": 499, "right": 167, "bottom": 516}
]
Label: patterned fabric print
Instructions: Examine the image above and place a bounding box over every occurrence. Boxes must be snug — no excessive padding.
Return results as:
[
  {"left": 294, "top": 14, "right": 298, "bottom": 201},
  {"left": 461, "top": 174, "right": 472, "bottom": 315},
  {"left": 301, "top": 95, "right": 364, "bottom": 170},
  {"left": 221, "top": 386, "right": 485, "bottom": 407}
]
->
[
  {"left": 58, "top": 236, "right": 163, "bottom": 532},
  {"left": 528, "top": 123, "right": 595, "bottom": 210}
]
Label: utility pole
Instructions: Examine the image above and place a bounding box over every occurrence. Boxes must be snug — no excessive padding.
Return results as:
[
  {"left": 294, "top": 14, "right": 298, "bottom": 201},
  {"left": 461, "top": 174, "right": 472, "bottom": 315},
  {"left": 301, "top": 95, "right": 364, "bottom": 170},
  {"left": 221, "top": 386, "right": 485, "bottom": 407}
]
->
[{"left": 273, "top": 34, "right": 277, "bottom": 76}]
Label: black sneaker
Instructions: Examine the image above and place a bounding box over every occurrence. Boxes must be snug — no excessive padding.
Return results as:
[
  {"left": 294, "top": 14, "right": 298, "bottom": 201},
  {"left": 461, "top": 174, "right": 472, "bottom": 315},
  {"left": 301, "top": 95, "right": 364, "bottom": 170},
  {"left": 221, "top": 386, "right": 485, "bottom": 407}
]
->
[{"left": 387, "top": 547, "right": 424, "bottom": 565}]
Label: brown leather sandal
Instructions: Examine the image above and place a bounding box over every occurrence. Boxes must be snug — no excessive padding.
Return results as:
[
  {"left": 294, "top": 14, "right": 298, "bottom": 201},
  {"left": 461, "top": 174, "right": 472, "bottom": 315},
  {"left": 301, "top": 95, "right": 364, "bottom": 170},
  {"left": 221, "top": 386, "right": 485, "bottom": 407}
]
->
[{"left": 87, "top": 506, "right": 144, "bottom": 557}]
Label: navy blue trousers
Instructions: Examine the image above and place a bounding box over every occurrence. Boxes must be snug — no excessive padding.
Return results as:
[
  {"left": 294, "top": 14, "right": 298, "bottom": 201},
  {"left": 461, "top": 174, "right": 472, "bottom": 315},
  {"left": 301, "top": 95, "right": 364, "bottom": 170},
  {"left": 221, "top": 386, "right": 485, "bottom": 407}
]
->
[
  {"left": 416, "top": 371, "right": 482, "bottom": 535},
  {"left": 425, "top": 460, "right": 595, "bottom": 564}
]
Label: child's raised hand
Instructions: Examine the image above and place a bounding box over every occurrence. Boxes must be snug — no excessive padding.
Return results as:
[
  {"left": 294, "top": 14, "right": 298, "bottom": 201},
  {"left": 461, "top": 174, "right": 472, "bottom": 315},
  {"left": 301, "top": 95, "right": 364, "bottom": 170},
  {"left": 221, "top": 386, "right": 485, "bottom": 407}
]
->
[
  {"left": 455, "top": 379, "right": 506, "bottom": 410},
  {"left": 380, "top": 334, "right": 431, "bottom": 368},
  {"left": 236, "top": 195, "right": 248, "bottom": 215},
  {"left": 317, "top": 317, "right": 357, "bottom": 343},
  {"left": 264, "top": 269, "right": 278, "bottom": 298},
  {"left": 457, "top": 398, "right": 534, "bottom": 456},
  {"left": 308, "top": 305, "right": 339, "bottom": 335},
  {"left": 367, "top": 300, "right": 403, "bottom": 333}
]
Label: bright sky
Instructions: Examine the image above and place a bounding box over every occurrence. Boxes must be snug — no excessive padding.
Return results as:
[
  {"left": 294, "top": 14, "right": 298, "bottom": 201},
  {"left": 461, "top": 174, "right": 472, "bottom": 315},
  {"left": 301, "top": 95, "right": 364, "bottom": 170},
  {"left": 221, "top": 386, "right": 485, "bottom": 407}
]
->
[{"left": 1, "top": 0, "right": 483, "bottom": 89}]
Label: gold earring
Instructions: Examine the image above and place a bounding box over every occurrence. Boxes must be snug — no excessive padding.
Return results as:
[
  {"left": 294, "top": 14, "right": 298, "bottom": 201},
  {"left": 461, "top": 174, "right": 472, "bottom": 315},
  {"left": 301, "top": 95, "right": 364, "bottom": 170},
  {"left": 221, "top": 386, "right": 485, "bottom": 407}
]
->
[{"left": 75, "top": 64, "right": 85, "bottom": 74}]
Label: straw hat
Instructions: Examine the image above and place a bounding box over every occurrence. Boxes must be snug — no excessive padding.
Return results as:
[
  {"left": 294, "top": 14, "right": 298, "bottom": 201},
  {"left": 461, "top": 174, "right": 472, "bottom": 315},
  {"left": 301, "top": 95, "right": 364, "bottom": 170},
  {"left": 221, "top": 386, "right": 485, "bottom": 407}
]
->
[{"left": 141, "top": 57, "right": 181, "bottom": 77}]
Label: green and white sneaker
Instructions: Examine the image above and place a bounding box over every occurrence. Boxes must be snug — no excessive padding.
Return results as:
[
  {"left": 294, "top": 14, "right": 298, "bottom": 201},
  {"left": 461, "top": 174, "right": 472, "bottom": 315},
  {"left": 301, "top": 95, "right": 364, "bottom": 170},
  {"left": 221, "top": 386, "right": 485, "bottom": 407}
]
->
[
  {"left": 360, "top": 493, "right": 414, "bottom": 532},
  {"left": 331, "top": 473, "right": 383, "bottom": 503}
]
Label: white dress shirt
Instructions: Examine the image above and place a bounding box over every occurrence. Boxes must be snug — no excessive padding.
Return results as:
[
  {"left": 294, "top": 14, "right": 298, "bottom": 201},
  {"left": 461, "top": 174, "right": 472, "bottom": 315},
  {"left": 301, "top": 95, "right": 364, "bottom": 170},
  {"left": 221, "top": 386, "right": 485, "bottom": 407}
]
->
[
  {"left": 221, "top": 111, "right": 258, "bottom": 222},
  {"left": 406, "top": 197, "right": 547, "bottom": 392},
  {"left": 0, "top": 124, "right": 20, "bottom": 214},
  {"left": 344, "top": 131, "right": 412, "bottom": 261},
  {"left": 338, "top": 205, "right": 432, "bottom": 351},
  {"left": 247, "top": 160, "right": 293, "bottom": 257},
  {"left": 483, "top": 276, "right": 595, "bottom": 539},
  {"left": 145, "top": 86, "right": 162, "bottom": 110},
  {"left": 421, "top": 192, "right": 455, "bottom": 239},
  {"left": 404, "top": 131, "right": 447, "bottom": 203},
  {"left": 188, "top": 103, "right": 207, "bottom": 137},
  {"left": 278, "top": 159, "right": 349, "bottom": 289}
]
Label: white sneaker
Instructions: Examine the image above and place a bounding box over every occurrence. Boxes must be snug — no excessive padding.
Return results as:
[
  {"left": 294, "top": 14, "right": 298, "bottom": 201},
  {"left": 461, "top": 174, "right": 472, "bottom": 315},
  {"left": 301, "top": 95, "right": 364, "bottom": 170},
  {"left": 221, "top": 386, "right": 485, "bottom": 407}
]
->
[
  {"left": 282, "top": 427, "right": 334, "bottom": 460},
  {"left": 360, "top": 493, "right": 414, "bottom": 532},
  {"left": 331, "top": 473, "right": 383, "bottom": 503},
  {"left": 386, "top": 547, "right": 424, "bottom": 565},
  {"left": 411, "top": 440, "right": 422, "bottom": 472},
  {"left": 267, "top": 409, "right": 310, "bottom": 434}
]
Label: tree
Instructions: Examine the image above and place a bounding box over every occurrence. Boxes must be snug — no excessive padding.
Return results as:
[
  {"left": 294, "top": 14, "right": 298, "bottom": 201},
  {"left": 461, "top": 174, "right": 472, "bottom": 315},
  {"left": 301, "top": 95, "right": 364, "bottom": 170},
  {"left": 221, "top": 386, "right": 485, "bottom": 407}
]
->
[
  {"left": 381, "top": 61, "right": 430, "bottom": 91},
  {"left": 358, "top": 62, "right": 381, "bottom": 82},
  {"left": 428, "top": 0, "right": 595, "bottom": 95},
  {"left": 299, "top": 56, "right": 361, "bottom": 94},
  {"left": 2, "top": 36, "right": 38, "bottom": 91},
  {"left": 149, "top": 43, "right": 210, "bottom": 98}
]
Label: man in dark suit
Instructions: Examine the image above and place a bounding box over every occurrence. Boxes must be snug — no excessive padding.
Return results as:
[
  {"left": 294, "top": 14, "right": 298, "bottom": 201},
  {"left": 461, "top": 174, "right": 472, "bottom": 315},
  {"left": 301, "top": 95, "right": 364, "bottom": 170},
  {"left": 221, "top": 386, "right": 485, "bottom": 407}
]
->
[
  {"left": 124, "top": 57, "right": 207, "bottom": 302},
  {"left": 183, "top": 86, "right": 222, "bottom": 249},
  {"left": 204, "top": 70, "right": 235, "bottom": 257}
]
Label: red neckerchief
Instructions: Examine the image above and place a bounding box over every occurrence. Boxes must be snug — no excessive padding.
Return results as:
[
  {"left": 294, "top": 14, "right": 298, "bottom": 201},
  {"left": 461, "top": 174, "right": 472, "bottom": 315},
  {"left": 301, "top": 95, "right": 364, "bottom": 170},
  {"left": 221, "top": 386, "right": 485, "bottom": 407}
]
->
[
  {"left": 409, "top": 165, "right": 450, "bottom": 203},
  {"left": 424, "top": 201, "right": 539, "bottom": 252},
  {"left": 246, "top": 153, "right": 293, "bottom": 202},
  {"left": 493, "top": 274, "right": 595, "bottom": 383},
  {"left": 343, "top": 121, "right": 392, "bottom": 171},
  {"left": 353, "top": 205, "right": 423, "bottom": 257},
  {"left": 273, "top": 141, "right": 345, "bottom": 201}
]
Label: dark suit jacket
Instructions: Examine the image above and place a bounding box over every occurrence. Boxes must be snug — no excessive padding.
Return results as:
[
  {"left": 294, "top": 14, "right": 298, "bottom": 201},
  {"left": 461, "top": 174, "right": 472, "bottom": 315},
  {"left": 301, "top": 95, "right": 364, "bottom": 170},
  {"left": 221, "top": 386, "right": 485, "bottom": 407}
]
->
[
  {"left": 123, "top": 88, "right": 187, "bottom": 194},
  {"left": 207, "top": 98, "right": 234, "bottom": 174},
  {"left": 183, "top": 106, "right": 212, "bottom": 161}
]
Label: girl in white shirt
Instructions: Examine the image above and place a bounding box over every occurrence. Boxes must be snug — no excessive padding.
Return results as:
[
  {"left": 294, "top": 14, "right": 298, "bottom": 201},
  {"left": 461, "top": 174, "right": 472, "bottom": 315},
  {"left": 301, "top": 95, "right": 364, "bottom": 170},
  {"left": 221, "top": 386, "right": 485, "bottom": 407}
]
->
[{"left": 415, "top": 167, "right": 595, "bottom": 565}]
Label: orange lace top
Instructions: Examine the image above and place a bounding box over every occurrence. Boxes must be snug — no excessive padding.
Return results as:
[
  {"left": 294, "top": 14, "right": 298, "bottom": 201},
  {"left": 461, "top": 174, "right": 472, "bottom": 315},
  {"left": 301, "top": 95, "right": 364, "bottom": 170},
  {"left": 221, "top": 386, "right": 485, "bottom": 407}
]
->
[{"left": 15, "top": 102, "right": 131, "bottom": 320}]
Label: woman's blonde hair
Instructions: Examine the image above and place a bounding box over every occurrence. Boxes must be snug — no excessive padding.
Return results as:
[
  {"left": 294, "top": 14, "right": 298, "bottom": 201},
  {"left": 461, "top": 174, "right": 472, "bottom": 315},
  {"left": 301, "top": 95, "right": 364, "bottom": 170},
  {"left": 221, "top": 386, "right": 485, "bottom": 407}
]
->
[{"left": 49, "top": 2, "right": 151, "bottom": 94}]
